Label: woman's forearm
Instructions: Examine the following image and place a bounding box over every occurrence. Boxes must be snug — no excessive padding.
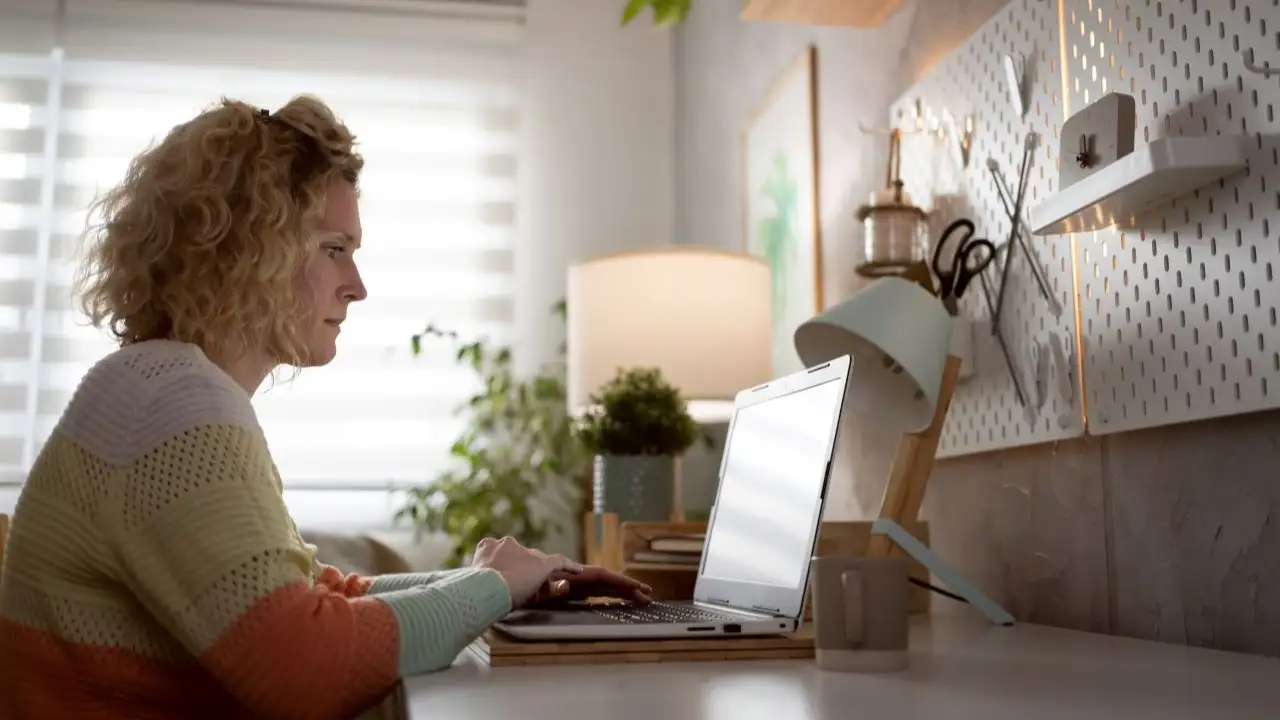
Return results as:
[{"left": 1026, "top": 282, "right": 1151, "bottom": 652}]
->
[{"left": 366, "top": 569, "right": 473, "bottom": 595}]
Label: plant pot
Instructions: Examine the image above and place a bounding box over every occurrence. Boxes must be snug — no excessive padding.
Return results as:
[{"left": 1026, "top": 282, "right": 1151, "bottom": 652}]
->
[{"left": 592, "top": 454, "right": 675, "bottom": 522}]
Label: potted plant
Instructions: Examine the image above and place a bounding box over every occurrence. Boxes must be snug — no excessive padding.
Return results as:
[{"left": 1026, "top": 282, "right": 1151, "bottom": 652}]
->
[
  {"left": 396, "top": 301, "right": 591, "bottom": 568},
  {"left": 574, "top": 367, "right": 707, "bottom": 522}
]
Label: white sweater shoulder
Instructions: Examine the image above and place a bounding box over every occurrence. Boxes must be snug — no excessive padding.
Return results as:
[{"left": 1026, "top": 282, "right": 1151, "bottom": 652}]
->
[{"left": 55, "top": 340, "right": 261, "bottom": 466}]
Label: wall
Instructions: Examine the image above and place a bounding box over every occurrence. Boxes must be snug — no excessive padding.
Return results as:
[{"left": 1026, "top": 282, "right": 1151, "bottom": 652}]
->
[
  {"left": 516, "top": 0, "right": 675, "bottom": 556},
  {"left": 674, "top": 0, "right": 1280, "bottom": 658},
  {"left": 516, "top": 0, "right": 675, "bottom": 375}
]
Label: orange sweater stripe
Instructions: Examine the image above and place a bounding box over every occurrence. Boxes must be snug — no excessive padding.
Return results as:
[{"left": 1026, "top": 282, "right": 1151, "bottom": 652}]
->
[
  {"left": 199, "top": 581, "right": 400, "bottom": 718},
  {"left": 0, "top": 619, "right": 241, "bottom": 719}
]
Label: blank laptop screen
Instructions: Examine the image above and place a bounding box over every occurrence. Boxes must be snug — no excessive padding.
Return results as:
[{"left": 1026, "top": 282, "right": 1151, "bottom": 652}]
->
[{"left": 700, "top": 377, "right": 845, "bottom": 589}]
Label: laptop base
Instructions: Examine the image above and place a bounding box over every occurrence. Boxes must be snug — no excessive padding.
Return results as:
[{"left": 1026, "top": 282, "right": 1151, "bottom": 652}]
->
[{"left": 493, "top": 601, "right": 795, "bottom": 641}]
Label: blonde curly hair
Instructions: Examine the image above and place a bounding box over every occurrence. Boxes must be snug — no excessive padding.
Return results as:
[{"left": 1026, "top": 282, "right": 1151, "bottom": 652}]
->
[{"left": 75, "top": 94, "right": 364, "bottom": 367}]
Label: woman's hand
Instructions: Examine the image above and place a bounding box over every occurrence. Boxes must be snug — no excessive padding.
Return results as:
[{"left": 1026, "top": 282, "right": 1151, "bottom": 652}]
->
[
  {"left": 471, "top": 536, "right": 583, "bottom": 607},
  {"left": 526, "top": 566, "right": 653, "bottom": 607},
  {"left": 470, "top": 536, "right": 652, "bottom": 609}
]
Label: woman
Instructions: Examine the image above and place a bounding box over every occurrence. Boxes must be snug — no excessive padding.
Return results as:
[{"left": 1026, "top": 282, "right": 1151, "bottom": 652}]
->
[{"left": 0, "top": 96, "right": 649, "bottom": 719}]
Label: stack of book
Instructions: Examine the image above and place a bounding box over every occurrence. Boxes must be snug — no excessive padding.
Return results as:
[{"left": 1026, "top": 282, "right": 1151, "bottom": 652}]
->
[{"left": 630, "top": 532, "right": 704, "bottom": 567}]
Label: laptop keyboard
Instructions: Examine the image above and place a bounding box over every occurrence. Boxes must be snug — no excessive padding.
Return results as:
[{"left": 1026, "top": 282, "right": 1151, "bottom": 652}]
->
[{"left": 590, "top": 601, "right": 742, "bottom": 625}]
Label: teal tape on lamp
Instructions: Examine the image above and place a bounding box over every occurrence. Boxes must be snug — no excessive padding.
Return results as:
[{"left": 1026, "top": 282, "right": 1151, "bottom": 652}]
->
[{"left": 793, "top": 277, "right": 952, "bottom": 433}]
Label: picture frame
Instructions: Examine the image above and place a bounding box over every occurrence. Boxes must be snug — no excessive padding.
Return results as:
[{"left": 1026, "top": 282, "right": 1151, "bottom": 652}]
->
[{"left": 742, "top": 45, "right": 822, "bottom": 376}]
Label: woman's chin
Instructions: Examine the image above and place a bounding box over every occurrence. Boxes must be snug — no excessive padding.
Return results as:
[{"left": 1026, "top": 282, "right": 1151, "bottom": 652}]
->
[{"left": 300, "top": 341, "right": 338, "bottom": 367}]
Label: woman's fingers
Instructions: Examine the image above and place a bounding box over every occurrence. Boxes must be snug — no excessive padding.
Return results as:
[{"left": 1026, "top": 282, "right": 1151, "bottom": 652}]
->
[
  {"left": 576, "top": 566, "right": 651, "bottom": 591},
  {"left": 547, "top": 566, "right": 654, "bottom": 600}
]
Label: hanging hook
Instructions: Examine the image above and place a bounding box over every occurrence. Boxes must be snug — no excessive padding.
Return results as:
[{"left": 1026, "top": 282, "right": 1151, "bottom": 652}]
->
[
  {"left": 1242, "top": 49, "right": 1280, "bottom": 77},
  {"left": 862, "top": 98, "right": 935, "bottom": 136},
  {"left": 857, "top": 121, "right": 902, "bottom": 135},
  {"left": 941, "top": 109, "right": 973, "bottom": 169}
]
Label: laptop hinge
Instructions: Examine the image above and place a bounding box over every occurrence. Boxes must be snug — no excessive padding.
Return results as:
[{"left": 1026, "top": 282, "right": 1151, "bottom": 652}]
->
[{"left": 694, "top": 598, "right": 776, "bottom": 619}]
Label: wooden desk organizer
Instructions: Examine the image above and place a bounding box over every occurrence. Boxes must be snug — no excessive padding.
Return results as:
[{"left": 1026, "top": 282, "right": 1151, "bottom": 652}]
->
[
  {"left": 468, "top": 625, "right": 814, "bottom": 667},
  {"left": 582, "top": 514, "right": 932, "bottom": 613}
]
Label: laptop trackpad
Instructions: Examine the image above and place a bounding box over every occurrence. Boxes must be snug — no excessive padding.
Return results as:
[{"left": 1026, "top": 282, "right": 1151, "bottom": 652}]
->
[{"left": 499, "top": 609, "right": 621, "bottom": 627}]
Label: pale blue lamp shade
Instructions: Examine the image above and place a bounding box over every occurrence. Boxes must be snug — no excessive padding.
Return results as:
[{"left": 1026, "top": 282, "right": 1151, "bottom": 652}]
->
[{"left": 793, "top": 277, "right": 952, "bottom": 433}]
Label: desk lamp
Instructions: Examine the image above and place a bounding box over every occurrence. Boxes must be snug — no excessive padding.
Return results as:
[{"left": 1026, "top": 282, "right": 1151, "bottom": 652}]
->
[
  {"left": 567, "top": 246, "right": 772, "bottom": 522},
  {"left": 794, "top": 276, "right": 1014, "bottom": 625}
]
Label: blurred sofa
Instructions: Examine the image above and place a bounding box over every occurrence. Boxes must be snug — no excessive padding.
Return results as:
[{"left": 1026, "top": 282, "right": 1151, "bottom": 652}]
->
[{"left": 300, "top": 527, "right": 455, "bottom": 577}]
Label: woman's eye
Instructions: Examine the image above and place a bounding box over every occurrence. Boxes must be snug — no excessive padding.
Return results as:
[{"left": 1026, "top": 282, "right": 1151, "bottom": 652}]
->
[{"left": 324, "top": 246, "right": 343, "bottom": 259}]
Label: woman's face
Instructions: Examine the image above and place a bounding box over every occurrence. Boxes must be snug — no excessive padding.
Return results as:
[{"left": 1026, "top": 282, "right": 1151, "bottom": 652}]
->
[{"left": 298, "top": 180, "right": 367, "bottom": 366}]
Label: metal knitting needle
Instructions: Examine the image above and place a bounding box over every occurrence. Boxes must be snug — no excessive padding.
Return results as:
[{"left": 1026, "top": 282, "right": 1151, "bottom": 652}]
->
[
  {"left": 954, "top": 232, "right": 1027, "bottom": 407},
  {"left": 993, "top": 318, "right": 1028, "bottom": 407},
  {"left": 969, "top": 241, "right": 1027, "bottom": 407},
  {"left": 987, "top": 159, "right": 1060, "bottom": 317},
  {"left": 980, "top": 269, "right": 1028, "bottom": 407},
  {"left": 990, "top": 162, "right": 1055, "bottom": 300},
  {"left": 993, "top": 133, "right": 1035, "bottom": 329}
]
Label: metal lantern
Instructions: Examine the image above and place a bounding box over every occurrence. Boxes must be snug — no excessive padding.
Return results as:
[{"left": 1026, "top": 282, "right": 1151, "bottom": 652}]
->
[{"left": 854, "top": 128, "right": 930, "bottom": 279}]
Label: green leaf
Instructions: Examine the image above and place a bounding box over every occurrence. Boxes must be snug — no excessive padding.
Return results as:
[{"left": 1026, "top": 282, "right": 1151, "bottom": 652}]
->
[
  {"left": 621, "top": 0, "right": 651, "bottom": 25},
  {"left": 652, "top": 0, "right": 691, "bottom": 25}
]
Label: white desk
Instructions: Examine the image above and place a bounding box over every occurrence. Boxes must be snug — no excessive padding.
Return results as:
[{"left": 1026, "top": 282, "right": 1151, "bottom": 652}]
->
[{"left": 400, "top": 613, "right": 1280, "bottom": 719}]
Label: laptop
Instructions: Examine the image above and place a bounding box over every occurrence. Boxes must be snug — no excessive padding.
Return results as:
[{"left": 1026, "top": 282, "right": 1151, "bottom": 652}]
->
[{"left": 493, "top": 353, "right": 853, "bottom": 641}]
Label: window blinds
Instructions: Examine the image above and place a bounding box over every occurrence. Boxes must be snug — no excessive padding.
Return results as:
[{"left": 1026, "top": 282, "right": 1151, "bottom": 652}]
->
[{"left": 0, "top": 0, "right": 523, "bottom": 529}]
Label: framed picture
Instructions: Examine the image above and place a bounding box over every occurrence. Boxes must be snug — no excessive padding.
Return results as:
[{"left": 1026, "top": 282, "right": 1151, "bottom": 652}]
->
[{"left": 742, "top": 45, "right": 822, "bottom": 377}]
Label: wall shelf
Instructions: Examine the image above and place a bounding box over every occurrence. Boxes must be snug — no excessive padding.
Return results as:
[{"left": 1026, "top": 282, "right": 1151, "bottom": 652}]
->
[
  {"left": 1028, "top": 135, "right": 1248, "bottom": 236},
  {"left": 739, "top": 0, "right": 902, "bottom": 28}
]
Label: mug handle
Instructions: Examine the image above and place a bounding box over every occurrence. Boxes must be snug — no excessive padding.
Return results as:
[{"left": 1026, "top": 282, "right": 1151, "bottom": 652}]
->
[{"left": 840, "top": 569, "right": 863, "bottom": 645}]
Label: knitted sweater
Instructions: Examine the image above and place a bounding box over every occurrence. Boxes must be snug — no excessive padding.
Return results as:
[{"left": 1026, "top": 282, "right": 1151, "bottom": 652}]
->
[{"left": 0, "top": 340, "right": 513, "bottom": 719}]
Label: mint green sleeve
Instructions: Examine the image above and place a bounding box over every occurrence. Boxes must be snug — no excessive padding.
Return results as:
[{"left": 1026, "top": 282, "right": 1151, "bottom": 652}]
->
[
  {"left": 367, "top": 569, "right": 475, "bottom": 594},
  {"left": 374, "top": 568, "right": 513, "bottom": 676}
]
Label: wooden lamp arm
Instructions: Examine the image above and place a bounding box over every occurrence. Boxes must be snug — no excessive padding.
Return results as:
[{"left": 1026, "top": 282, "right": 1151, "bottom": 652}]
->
[{"left": 866, "top": 354, "right": 963, "bottom": 558}]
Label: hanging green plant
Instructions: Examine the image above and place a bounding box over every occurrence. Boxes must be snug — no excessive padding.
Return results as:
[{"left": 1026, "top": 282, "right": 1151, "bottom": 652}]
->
[
  {"left": 621, "top": 0, "right": 693, "bottom": 27},
  {"left": 397, "top": 300, "right": 590, "bottom": 568}
]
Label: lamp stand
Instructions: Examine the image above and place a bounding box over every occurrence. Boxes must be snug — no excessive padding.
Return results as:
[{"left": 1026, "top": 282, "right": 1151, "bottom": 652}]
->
[{"left": 866, "top": 354, "right": 1015, "bottom": 626}]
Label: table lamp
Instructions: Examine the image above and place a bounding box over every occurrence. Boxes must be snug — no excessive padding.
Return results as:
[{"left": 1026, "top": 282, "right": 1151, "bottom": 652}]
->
[
  {"left": 566, "top": 246, "right": 772, "bottom": 521},
  {"left": 794, "top": 276, "right": 1014, "bottom": 625}
]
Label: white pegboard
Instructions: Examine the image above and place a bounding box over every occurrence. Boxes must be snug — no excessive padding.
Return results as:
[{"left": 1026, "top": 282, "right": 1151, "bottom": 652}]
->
[
  {"left": 1065, "top": 0, "right": 1280, "bottom": 433},
  {"left": 892, "top": 0, "right": 1087, "bottom": 457}
]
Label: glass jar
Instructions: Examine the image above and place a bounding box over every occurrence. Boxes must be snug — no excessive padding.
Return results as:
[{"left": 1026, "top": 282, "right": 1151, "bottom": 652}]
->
[{"left": 854, "top": 183, "right": 929, "bottom": 277}]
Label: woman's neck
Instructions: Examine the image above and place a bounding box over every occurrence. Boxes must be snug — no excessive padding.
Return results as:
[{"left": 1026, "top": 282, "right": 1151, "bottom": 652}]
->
[{"left": 214, "top": 350, "right": 276, "bottom": 396}]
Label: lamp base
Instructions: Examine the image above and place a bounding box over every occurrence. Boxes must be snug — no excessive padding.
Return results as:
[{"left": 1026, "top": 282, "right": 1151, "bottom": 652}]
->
[{"left": 871, "top": 518, "right": 1015, "bottom": 626}]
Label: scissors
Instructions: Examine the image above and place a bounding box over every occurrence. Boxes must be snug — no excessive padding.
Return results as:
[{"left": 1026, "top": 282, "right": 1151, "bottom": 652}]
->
[{"left": 931, "top": 218, "right": 996, "bottom": 315}]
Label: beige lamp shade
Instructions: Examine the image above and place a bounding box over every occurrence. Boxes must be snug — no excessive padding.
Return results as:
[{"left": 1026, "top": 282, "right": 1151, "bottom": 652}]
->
[
  {"left": 566, "top": 246, "right": 772, "bottom": 421},
  {"left": 793, "top": 276, "right": 952, "bottom": 433}
]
